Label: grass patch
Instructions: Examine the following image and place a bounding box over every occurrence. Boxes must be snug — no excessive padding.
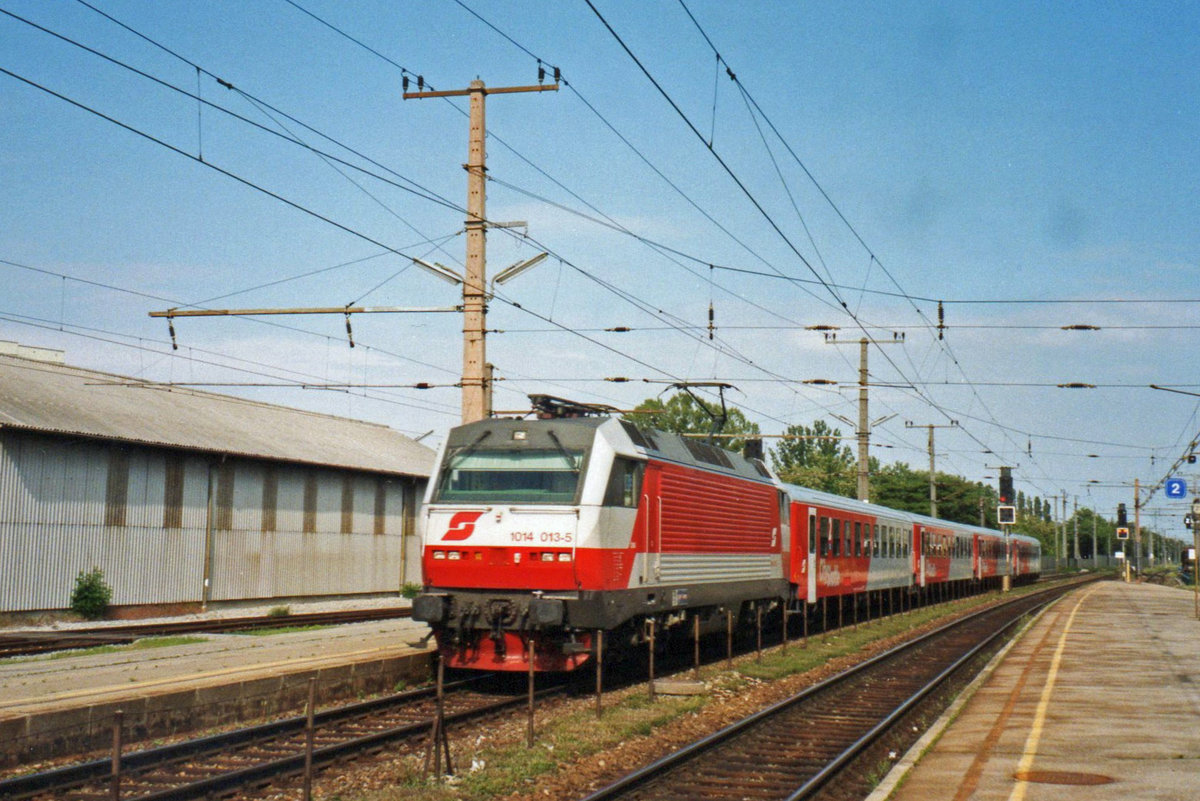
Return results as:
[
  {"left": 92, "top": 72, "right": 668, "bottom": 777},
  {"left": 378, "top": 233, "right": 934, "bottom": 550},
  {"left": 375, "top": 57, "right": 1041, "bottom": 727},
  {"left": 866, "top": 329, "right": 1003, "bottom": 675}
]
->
[
  {"left": 738, "top": 593, "right": 1004, "bottom": 682},
  {"left": 234, "top": 625, "right": 330, "bottom": 636},
  {"left": 41, "top": 636, "right": 209, "bottom": 661},
  {"left": 368, "top": 692, "right": 706, "bottom": 801}
]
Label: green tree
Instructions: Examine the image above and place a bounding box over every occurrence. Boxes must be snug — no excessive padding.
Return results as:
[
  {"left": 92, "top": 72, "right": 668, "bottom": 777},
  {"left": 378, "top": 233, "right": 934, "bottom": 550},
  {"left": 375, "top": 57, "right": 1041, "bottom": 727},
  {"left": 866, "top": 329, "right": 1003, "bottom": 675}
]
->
[
  {"left": 870, "top": 462, "right": 928, "bottom": 515},
  {"left": 769, "top": 420, "right": 856, "bottom": 496},
  {"left": 871, "top": 463, "right": 1001, "bottom": 527},
  {"left": 624, "top": 391, "right": 760, "bottom": 452}
]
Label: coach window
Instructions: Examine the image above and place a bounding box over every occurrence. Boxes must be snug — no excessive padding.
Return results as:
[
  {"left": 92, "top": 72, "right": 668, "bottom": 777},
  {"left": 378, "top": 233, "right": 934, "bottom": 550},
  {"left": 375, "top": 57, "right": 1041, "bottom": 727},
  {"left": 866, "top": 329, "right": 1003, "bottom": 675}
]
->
[
  {"left": 873, "top": 524, "right": 880, "bottom": 557},
  {"left": 832, "top": 519, "right": 841, "bottom": 557},
  {"left": 603, "top": 458, "right": 643, "bottom": 507},
  {"left": 820, "top": 516, "right": 830, "bottom": 557},
  {"left": 809, "top": 512, "right": 817, "bottom": 554}
]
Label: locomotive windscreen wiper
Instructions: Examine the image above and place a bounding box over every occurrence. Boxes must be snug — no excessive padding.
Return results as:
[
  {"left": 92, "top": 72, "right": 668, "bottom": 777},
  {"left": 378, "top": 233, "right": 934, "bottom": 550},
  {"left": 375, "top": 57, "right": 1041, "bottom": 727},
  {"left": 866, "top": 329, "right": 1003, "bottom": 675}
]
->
[
  {"left": 546, "top": 430, "right": 579, "bottom": 471},
  {"left": 447, "top": 430, "right": 492, "bottom": 468}
]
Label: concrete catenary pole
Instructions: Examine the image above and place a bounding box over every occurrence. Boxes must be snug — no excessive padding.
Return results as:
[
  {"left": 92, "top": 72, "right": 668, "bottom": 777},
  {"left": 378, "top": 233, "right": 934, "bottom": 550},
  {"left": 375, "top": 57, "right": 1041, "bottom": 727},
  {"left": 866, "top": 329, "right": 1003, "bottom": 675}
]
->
[{"left": 404, "top": 78, "right": 558, "bottom": 423}]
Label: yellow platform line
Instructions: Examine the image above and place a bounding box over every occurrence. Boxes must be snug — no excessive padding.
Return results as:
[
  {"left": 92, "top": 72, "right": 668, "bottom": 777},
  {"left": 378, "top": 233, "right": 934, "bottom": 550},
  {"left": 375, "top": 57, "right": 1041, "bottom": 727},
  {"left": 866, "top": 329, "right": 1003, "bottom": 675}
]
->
[{"left": 1007, "top": 583, "right": 1100, "bottom": 801}]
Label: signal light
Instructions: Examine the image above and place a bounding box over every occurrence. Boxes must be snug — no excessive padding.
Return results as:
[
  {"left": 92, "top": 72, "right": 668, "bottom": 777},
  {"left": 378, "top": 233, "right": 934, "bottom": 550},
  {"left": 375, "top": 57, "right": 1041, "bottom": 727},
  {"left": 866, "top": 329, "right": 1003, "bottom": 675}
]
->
[
  {"left": 998, "top": 467, "right": 1014, "bottom": 504},
  {"left": 1117, "top": 503, "right": 1127, "bottom": 527}
]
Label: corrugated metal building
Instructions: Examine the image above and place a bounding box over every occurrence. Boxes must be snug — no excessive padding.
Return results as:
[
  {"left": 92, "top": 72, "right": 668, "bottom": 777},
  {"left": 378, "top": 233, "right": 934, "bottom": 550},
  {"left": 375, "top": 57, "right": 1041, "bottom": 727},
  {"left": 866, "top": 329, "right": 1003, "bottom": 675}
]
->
[{"left": 0, "top": 348, "right": 436, "bottom": 614}]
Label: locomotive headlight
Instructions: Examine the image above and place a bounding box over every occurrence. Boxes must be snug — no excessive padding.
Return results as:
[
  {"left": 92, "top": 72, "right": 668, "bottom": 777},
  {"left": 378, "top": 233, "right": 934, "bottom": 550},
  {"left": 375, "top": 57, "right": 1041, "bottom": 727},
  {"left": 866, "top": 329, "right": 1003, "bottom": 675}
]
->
[
  {"left": 541, "top": 552, "right": 555, "bottom": 562},
  {"left": 447, "top": 551, "right": 462, "bottom": 560},
  {"left": 433, "top": 551, "right": 446, "bottom": 560},
  {"left": 558, "top": 552, "right": 572, "bottom": 562}
]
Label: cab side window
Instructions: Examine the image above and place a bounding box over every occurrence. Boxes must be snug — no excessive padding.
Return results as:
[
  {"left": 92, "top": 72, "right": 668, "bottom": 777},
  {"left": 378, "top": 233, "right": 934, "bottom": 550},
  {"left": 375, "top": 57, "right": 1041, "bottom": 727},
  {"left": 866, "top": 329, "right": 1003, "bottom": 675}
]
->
[{"left": 603, "top": 458, "right": 643, "bottom": 507}]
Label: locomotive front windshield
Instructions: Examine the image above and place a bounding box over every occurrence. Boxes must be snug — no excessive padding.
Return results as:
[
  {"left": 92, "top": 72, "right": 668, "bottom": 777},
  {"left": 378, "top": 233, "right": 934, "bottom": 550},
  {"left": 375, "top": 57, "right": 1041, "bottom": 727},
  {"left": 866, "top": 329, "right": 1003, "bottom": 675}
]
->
[{"left": 434, "top": 447, "right": 586, "bottom": 504}]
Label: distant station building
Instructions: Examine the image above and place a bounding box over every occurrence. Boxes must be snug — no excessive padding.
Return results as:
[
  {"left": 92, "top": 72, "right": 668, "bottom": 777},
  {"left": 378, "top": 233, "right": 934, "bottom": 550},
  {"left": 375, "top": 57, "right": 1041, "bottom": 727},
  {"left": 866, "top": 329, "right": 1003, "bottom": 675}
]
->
[{"left": 0, "top": 344, "right": 436, "bottom": 617}]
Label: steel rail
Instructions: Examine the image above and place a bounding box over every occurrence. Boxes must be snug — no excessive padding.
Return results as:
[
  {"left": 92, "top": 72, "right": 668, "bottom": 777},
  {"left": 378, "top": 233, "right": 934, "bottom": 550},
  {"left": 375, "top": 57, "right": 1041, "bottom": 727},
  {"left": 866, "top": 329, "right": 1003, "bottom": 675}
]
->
[
  {"left": 0, "top": 674, "right": 503, "bottom": 800},
  {"left": 117, "top": 689, "right": 545, "bottom": 801},
  {"left": 782, "top": 596, "right": 1044, "bottom": 801},
  {"left": 581, "top": 580, "right": 1091, "bottom": 801}
]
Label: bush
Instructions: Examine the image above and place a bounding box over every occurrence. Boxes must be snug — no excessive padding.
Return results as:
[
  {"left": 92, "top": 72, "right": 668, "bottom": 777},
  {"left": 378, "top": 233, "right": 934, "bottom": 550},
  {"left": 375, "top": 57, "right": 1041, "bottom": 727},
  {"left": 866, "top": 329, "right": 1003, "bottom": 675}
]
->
[
  {"left": 400, "top": 582, "right": 423, "bottom": 599},
  {"left": 70, "top": 567, "right": 113, "bottom": 620},
  {"left": 267, "top": 605, "right": 292, "bottom": 618}
]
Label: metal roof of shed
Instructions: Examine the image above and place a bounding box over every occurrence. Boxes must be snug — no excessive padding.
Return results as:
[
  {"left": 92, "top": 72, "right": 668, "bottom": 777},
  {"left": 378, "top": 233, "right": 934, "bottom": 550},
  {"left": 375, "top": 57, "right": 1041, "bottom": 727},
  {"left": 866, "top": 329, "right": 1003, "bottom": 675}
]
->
[{"left": 0, "top": 354, "right": 435, "bottom": 477}]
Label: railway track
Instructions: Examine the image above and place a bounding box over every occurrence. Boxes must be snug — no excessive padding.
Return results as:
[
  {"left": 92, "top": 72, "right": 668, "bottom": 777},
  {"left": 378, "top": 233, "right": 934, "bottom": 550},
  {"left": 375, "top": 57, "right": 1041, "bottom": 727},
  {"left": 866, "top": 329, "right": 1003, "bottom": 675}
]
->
[
  {"left": 0, "top": 607, "right": 411, "bottom": 659},
  {"left": 580, "top": 581, "right": 1087, "bottom": 801},
  {"left": 0, "top": 672, "right": 559, "bottom": 801}
]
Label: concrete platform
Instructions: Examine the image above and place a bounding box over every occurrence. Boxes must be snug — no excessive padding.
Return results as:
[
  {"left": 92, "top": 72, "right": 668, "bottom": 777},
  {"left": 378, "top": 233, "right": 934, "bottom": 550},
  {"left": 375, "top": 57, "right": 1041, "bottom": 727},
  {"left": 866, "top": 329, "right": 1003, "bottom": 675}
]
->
[
  {"left": 0, "top": 608, "right": 434, "bottom": 766},
  {"left": 872, "top": 580, "right": 1200, "bottom": 801}
]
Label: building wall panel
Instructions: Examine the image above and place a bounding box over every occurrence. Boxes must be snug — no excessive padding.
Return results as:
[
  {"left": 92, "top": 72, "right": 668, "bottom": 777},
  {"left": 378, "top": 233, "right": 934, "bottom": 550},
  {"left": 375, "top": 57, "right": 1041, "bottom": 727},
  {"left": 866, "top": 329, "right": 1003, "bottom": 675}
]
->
[{"left": 2, "top": 430, "right": 424, "bottom": 613}]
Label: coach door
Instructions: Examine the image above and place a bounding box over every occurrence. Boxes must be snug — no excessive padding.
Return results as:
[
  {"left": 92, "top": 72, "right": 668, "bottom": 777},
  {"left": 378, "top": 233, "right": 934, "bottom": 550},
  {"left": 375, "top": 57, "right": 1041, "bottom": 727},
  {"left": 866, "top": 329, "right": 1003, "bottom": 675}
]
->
[
  {"left": 806, "top": 510, "right": 817, "bottom": 602},
  {"left": 789, "top": 504, "right": 816, "bottom": 603},
  {"left": 915, "top": 527, "right": 927, "bottom": 587}
]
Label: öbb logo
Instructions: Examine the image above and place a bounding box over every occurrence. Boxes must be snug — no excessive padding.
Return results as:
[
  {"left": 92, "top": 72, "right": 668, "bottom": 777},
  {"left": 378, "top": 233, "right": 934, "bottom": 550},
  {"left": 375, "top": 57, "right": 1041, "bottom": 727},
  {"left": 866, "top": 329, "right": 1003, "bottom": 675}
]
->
[{"left": 442, "top": 511, "right": 484, "bottom": 541}]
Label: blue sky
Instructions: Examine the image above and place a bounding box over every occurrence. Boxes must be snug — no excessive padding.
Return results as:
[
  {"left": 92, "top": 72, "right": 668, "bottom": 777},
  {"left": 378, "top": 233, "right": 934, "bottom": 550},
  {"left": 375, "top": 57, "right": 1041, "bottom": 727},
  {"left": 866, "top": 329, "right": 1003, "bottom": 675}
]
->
[{"left": 2, "top": 1, "right": 1198, "bottom": 543}]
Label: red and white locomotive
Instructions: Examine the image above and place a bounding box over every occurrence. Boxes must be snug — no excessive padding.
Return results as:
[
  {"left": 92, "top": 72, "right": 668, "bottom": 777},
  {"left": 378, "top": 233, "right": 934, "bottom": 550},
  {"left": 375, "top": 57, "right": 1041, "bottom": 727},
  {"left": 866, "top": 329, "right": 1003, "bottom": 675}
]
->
[{"left": 412, "top": 401, "right": 1040, "bottom": 671}]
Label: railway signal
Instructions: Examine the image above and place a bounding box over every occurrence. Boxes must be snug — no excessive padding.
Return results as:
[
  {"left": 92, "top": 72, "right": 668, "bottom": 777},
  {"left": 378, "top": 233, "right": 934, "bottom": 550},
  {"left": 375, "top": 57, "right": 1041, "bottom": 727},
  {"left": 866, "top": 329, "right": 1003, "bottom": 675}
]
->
[
  {"left": 995, "top": 466, "right": 1016, "bottom": 528},
  {"left": 998, "top": 467, "right": 1014, "bottom": 504}
]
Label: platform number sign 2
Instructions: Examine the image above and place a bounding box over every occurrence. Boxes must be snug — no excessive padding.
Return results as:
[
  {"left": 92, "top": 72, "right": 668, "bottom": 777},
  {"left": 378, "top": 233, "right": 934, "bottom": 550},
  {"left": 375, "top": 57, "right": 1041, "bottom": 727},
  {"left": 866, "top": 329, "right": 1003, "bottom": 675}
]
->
[{"left": 1166, "top": 478, "right": 1187, "bottom": 499}]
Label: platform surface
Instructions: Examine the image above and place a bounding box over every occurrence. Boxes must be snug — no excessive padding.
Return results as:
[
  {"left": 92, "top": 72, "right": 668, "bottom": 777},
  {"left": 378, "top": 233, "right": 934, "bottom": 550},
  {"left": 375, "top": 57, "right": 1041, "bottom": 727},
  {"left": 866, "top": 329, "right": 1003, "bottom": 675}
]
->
[
  {"left": 0, "top": 601, "right": 434, "bottom": 764},
  {"left": 0, "top": 616, "right": 433, "bottom": 716},
  {"left": 876, "top": 580, "right": 1200, "bottom": 801}
]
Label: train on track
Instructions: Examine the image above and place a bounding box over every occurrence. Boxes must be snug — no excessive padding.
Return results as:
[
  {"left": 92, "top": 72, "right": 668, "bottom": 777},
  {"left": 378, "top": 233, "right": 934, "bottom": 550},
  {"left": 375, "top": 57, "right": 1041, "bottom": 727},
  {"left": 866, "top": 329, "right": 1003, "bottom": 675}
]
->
[{"left": 412, "top": 398, "right": 1040, "bottom": 672}]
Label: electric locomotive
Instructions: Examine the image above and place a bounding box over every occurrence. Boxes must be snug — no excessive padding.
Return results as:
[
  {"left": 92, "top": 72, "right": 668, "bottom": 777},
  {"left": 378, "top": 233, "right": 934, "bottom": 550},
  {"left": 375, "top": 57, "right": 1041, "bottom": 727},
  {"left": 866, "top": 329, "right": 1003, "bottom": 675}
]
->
[{"left": 412, "top": 398, "right": 785, "bottom": 671}]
